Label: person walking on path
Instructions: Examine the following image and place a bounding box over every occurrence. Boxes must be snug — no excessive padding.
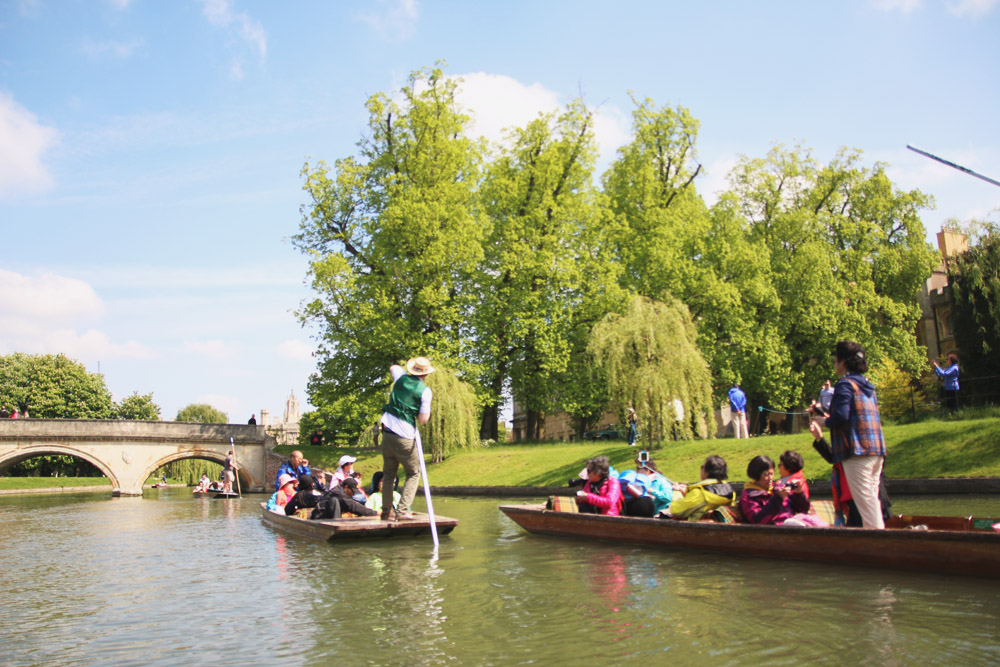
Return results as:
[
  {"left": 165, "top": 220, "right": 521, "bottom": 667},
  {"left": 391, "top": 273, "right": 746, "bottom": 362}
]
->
[
  {"left": 728, "top": 383, "right": 748, "bottom": 439},
  {"left": 379, "top": 356, "right": 435, "bottom": 520},
  {"left": 810, "top": 340, "right": 887, "bottom": 530},
  {"left": 932, "top": 353, "right": 960, "bottom": 410},
  {"left": 626, "top": 406, "right": 639, "bottom": 446}
]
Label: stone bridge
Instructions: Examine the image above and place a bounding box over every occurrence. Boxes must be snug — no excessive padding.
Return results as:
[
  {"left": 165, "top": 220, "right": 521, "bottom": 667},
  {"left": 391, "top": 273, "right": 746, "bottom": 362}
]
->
[{"left": 0, "top": 419, "right": 280, "bottom": 496}]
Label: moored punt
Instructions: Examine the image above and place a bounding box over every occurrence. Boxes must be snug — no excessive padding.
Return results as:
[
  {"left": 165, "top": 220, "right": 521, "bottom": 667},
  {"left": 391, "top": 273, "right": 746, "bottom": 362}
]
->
[
  {"left": 259, "top": 502, "right": 459, "bottom": 541},
  {"left": 499, "top": 504, "right": 1000, "bottom": 577}
]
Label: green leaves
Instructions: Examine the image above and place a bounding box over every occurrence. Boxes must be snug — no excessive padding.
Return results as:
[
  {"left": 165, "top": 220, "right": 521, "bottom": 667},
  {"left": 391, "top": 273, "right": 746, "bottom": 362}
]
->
[
  {"left": 175, "top": 404, "right": 228, "bottom": 423},
  {"left": 0, "top": 353, "right": 114, "bottom": 418}
]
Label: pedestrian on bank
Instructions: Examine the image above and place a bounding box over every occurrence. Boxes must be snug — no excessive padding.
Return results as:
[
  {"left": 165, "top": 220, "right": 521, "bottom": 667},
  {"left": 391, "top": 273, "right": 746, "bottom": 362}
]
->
[
  {"left": 626, "top": 406, "right": 639, "bottom": 446},
  {"left": 932, "top": 353, "right": 960, "bottom": 410},
  {"left": 379, "top": 357, "right": 435, "bottom": 520},
  {"left": 728, "top": 383, "right": 748, "bottom": 439}
]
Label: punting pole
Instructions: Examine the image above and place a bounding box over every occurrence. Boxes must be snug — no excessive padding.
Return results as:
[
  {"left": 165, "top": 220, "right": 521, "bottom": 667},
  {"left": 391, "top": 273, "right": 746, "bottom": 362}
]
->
[
  {"left": 907, "top": 145, "right": 1000, "bottom": 188},
  {"left": 413, "top": 428, "right": 439, "bottom": 552}
]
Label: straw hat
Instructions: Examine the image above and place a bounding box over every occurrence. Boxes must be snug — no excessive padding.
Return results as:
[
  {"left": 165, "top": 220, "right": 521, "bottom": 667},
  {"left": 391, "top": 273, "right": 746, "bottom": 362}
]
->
[{"left": 405, "top": 356, "right": 436, "bottom": 376}]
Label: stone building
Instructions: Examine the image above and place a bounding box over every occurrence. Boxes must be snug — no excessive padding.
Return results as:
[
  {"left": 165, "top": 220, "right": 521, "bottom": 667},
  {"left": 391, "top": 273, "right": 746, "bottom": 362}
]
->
[
  {"left": 916, "top": 229, "right": 967, "bottom": 361},
  {"left": 261, "top": 390, "right": 300, "bottom": 447}
]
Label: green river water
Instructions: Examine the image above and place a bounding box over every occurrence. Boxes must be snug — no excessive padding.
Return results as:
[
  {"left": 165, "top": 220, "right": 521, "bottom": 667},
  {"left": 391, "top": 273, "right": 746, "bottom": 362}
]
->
[{"left": 1, "top": 490, "right": 998, "bottom": 666}]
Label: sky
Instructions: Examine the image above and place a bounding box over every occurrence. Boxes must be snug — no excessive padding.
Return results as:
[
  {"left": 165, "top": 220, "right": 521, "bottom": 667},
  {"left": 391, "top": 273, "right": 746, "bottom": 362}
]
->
[{"left": 1, "top": 0, "right": 999, "bottom": 423}]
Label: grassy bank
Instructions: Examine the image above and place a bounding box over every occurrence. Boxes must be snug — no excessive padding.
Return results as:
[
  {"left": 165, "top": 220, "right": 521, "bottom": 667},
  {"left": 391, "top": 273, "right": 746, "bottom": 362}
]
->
[
  {"left": 0, "top": 477, "right": 111, "bottom": 490},
  {"left": 277, "top": 416, "right": 1000, "bottom": 486}
]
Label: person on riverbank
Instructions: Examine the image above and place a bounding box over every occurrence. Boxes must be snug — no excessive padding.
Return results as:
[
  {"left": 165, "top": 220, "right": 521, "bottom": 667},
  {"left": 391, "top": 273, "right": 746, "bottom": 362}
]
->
[
  {"left": 661, "top": 455, "right": 734, "bottom": 521},
  {"left": 365, "top": 471, "right": 401, "bottom": 514},
  {"left": 810, "top": 340, "right": 886, "bottom": 529},
  {"left": 575, "top": 455, "right": 623, "bottom": 515},
  {"left": 275, "top": 451, "right": 311, "bottom": 491},
  {"left": 626, "top": 406, "right": 639, "bottom": 446},
  {"left": 266, "top": 474, "right": 296, "bottom": 511},
  {"left": 619, "top": 455, "right": 672, "bottom": 517},
  {"left": 728, "top": 383, "right": 748, "bottom": 439},
  {"left": 379, "top": 357, "right": 435, "bottom": 521},
  {"left": 818, "top": 380, "right": 835, "bottom": 414},
  {"left": 739, "top": 455, "right": 815, "bottom": 525},
  {"left": 932, "top": 353, "right": 960, "bottom": 410}
]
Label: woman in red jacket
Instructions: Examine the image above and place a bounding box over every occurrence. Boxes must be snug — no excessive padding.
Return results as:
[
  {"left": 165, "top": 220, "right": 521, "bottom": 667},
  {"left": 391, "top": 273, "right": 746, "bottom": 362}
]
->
[{"left": 575, "top": 455, "right": 623, "bottom": 516}]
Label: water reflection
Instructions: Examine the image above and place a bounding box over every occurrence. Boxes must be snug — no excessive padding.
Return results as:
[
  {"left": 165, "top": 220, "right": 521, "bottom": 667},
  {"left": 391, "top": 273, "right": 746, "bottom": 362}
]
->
[{"left": 0, "top": 492, "right": 998, "bottom": 665}]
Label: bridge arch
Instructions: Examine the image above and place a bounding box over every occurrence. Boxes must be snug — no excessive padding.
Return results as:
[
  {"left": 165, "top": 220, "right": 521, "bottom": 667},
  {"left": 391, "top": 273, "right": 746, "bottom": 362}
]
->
[
  {"left": 0, "top": 444, "right": 119, "bottom": 490},
  {"left": 142, "top": 449, "right": 257, "bottom": 491}
]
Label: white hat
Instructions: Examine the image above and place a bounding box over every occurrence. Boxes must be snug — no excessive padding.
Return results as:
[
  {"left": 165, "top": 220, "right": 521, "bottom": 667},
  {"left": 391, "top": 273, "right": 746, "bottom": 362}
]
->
[{"left": 337, "top": 455, "right": 357, "bottom": 468}]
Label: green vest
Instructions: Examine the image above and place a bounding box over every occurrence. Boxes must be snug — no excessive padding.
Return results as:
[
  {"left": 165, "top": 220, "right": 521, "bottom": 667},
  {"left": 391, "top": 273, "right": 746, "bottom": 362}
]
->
[{"left": 383, "top": 374, "right": 428, "bottom": 426}]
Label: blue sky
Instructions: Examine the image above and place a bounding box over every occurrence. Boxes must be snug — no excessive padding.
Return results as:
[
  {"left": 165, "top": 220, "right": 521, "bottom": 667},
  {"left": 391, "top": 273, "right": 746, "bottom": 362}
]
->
[{"left": 2, "top": 0, "right": 998, "bottom": 422}]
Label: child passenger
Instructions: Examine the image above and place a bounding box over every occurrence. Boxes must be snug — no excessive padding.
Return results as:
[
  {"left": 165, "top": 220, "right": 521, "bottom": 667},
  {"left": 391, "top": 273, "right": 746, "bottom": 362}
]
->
[
  {"left": 740, "top": 455, "right": 825, "bottom": 527},
  {"left": 777, "top": 450, "right": 810, "bottom": 499}
]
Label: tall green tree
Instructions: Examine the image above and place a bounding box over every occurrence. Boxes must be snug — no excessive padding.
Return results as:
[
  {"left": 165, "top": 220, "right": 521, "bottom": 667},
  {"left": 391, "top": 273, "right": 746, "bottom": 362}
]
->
[
  {"left": 114, "top": 391, "right": 161, "bottom": 420},
  {"left": 175, "top": 404, "right": 228, "bottom": 423},
  {"left": 948, "top": 220, "right": 1000, "bottom": 398},
  {"left": 474, "top": 101, "right": 623, "bottom": 439},
  {"left": 0, "top": 353, "right": 113, "bottom": 418},
  {"left": 418, "top": 366, "right": 480, "bottom": 462},
  {"left": 588, "top": 295, "right": 714, "bottom": 442},
  {"left": 295, "top": 65, "right": 485, "bottom": 440}
]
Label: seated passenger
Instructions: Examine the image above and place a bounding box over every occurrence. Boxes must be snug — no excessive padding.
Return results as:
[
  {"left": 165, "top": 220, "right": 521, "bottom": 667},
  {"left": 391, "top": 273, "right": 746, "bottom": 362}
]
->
[
  {"left": 662, "top": 455, "right": 734, "bottom": 520},
  {"left": 574, "top": 455, "right": 622, "bottom": 516},
  {"left": 350, "top": 472, "right": 367, "bottom": 503},
  {"left": 619, "top": 455, "right": 673, "bottom": 517},
  {"left": 777, "top": 450, "right": 810, "bottom": 499},
  {"left": 366, "top": 471, "right": 401, "bottom": 514},
  {"left": 739, "top": 455, "right": 823, "bottom": 526},
  {"left": 313, "top": 477, "right": 377, "bottom": 519},
  {"left": 194, "top": 473, "right": 211, "bottom": 492},
  {"left": 284, "top": 474, "right": 322, "bottom": 517},
  {"left": 266, "top": 474, "right": 297, "bottom": 511}
]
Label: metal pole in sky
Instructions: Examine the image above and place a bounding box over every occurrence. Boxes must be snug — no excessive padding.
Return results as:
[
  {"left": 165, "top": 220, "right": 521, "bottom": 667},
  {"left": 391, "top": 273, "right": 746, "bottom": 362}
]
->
[{"left": 906, "top": 145, "right": 1000, "bottom": 188}]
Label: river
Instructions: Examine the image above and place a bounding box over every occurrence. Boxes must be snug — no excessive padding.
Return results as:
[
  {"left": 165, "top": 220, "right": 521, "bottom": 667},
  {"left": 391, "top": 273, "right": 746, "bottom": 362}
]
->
[{"left": 1, "top": 491, "right": 998, "bottom": 665}]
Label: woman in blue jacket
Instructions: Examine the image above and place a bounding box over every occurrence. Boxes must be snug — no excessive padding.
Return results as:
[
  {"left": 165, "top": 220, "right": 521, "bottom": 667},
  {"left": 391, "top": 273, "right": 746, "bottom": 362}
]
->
[{"left": 932, "top": 353, "right": 960, "bottom": 410}]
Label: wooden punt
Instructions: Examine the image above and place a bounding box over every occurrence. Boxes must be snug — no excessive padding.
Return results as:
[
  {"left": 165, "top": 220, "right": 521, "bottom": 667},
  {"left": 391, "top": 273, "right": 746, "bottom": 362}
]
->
[
  {"left": 499, "top": 504, "right": 1000, "bottom": 577},
  {"left": 213, "top": 491, "right": 240, "bottom": 499},
  {"left": 259, "top": 502, "right": 459, "bottom": 541}
]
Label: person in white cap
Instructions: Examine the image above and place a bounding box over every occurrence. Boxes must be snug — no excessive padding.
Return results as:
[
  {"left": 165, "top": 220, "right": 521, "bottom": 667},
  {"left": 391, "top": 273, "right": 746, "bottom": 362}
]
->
[
  {"left": 327, "top": 454, "right": 357, "bottom": 487},
  {"left": 379, "top": 356, "right": 435, "bottom": 520}
]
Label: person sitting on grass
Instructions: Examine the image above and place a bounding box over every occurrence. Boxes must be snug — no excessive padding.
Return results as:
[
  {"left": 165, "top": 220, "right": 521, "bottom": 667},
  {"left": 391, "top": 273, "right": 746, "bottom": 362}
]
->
[
  {"left": 739, "top": 455, "right": 825, "bottom": 527},
  {"left": 266, "top": 474, "right": 297, "bottom": 511},
  {"left": 777, "top": 450, "right": 810, "bottom": 499},
  {"left": 661, "top": 455, "right": 734, "bottom": 521},
  {"left": 574, "top": 455, "right": 622, "bottom": 516}
]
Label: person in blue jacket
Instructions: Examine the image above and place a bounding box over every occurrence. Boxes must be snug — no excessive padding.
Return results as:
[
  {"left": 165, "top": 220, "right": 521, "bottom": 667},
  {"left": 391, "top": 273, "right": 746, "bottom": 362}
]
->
[
  {"left": 932, "top": 353, "right": 960, "bottom": 410},
  {"left": 728, "top": 383, "right": 748, "bottom": 439}
]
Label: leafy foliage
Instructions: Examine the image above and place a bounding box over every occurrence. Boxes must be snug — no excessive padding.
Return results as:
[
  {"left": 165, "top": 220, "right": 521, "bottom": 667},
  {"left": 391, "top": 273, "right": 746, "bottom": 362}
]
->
[
  {"left": 175, "top": 403, "right": 228, "bottom": 423},
  {"left": 588, "top": 295, "right": 714, "bottom": 442},
  {"left": 948, "top": 221, "right": 1000, "bottom": 397},
  {"left": 869, "top": 358, "right": 928, "bottom": 421},
  {"left": 114, "top": 391, "right": 161, "bottom": 420},
  {"left": 419, "top": 367, "right": 480, "bottom": 462},
  {"left": 0, "top": 353, "right": 113, "bottom": 418}
]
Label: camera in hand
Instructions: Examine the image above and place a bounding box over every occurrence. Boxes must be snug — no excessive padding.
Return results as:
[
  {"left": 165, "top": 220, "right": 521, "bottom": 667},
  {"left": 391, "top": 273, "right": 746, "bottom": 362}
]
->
[
  {"left": 638, "top": 449, "right": 650, "bottom": 463},
  {"left": 568, "top": 477, "right": 585, "bottom": 488}
]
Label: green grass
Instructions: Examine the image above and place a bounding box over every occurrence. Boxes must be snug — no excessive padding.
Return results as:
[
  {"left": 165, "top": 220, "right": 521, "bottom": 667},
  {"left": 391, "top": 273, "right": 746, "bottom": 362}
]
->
[
  {"left": 0, "top": 477, "right": 111, "bottom": 490},
  {"left": 277, "top": 416, "right": 1000, "bottom": 486}
]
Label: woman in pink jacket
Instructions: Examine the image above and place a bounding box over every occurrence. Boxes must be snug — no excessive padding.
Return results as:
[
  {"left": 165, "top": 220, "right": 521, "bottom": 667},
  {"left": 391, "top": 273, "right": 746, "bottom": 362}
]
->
[{"left": 575, "top": 455, "right": 623, "bottom": 516}]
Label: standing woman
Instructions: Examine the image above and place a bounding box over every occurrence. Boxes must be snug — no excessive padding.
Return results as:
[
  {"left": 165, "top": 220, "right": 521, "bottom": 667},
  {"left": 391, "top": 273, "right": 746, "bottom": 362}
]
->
[
  {"left": 626, "top": 407, "right": 639, "bottom": 447},
  {"left": 932, "top": 353, "right": 960, "bottom": 410},
  {"left": 812, "top": 341, "right": 886, "bottom": 529}
]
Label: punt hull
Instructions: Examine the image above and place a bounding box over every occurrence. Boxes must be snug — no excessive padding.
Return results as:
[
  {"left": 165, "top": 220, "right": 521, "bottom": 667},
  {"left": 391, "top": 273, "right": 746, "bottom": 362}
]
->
[
  {"left": 499, "top": 504, "right": 1000, "bottom": 577},
  {"left": 260, "top": 503, "right": 458, "bottom": 541}
]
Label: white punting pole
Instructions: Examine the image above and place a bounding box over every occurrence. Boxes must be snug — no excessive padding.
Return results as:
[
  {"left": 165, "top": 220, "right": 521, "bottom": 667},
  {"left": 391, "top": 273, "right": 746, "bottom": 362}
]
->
[{"left": 413, "top": 428, "right": 439, "bottom": 551}]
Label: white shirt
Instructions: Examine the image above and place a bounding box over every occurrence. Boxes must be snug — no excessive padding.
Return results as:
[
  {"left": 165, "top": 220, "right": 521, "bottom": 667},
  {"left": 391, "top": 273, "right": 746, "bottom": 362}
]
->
[{"left": 380, "top": 366, "right": 432, "bottom": 440}]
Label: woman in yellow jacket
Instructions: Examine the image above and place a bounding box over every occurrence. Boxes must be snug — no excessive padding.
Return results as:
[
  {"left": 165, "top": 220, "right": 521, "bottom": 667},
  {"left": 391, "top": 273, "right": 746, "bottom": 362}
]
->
[{"left": 661, "top": 455, "right": 735, "bottom": 520}]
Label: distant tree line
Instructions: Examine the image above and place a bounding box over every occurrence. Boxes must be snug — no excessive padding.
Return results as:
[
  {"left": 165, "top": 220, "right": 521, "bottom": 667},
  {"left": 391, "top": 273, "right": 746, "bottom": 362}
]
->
[{"left": 295, "top": 64, "right": 942, "bottom": 453}]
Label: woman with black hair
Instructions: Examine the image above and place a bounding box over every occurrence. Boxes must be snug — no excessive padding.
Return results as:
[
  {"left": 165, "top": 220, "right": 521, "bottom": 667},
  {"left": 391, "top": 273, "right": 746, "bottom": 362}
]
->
[{"left": 809, "top": 340, "right": 886, "bottom": 529}]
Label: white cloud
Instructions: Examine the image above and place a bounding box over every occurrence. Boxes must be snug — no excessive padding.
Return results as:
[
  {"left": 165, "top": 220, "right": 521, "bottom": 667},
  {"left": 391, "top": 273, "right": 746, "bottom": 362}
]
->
[
  {"left": 0, "top": 92, "right": 59, "bottom": 198},
  {"left": 441, "top": 72, "right": 630, "bottom": 166},
  {"left": 201, "top": 0, "right": 267, "bottom": 77},
  {"left": 699, "top": 155, "right": 741, "bottom": 207},
  {"left": 276, "top": 339, "right": 313, "bottom": 361},
  {"left": 184, "top": 339, "right": 234, "bottom": 360},
  {"left": 0, "top": 270, "right": 153, "bottom": 360},
  {"left": 947, "top": 0, "right": 998, "bottom": 17},
  {"left": 358, "top": 0, "right": 419, "bottom": 41},
  {"left": 872, "top": 0, "right": 922, "bottom": 12},
  {"left": 81, "top": 37, "right": 144, "bottom": 59}
]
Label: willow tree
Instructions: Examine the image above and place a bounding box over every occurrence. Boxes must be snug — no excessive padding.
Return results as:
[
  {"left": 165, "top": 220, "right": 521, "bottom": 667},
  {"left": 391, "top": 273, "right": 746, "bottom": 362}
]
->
[
  {"left": 294, "top": 65, "right": 485, "bottom": 440},
  {"left": 418, "top": 367, "right": 480, "bottom": 463},
  {"left": 588, "top": 295, "right": 713, "bottom": 443}
]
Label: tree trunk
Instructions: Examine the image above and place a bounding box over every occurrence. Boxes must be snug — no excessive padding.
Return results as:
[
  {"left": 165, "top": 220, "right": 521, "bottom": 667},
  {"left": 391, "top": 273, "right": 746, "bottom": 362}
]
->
[{"left": 479, "top": 403, "right": 499, "bottom": 440}]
